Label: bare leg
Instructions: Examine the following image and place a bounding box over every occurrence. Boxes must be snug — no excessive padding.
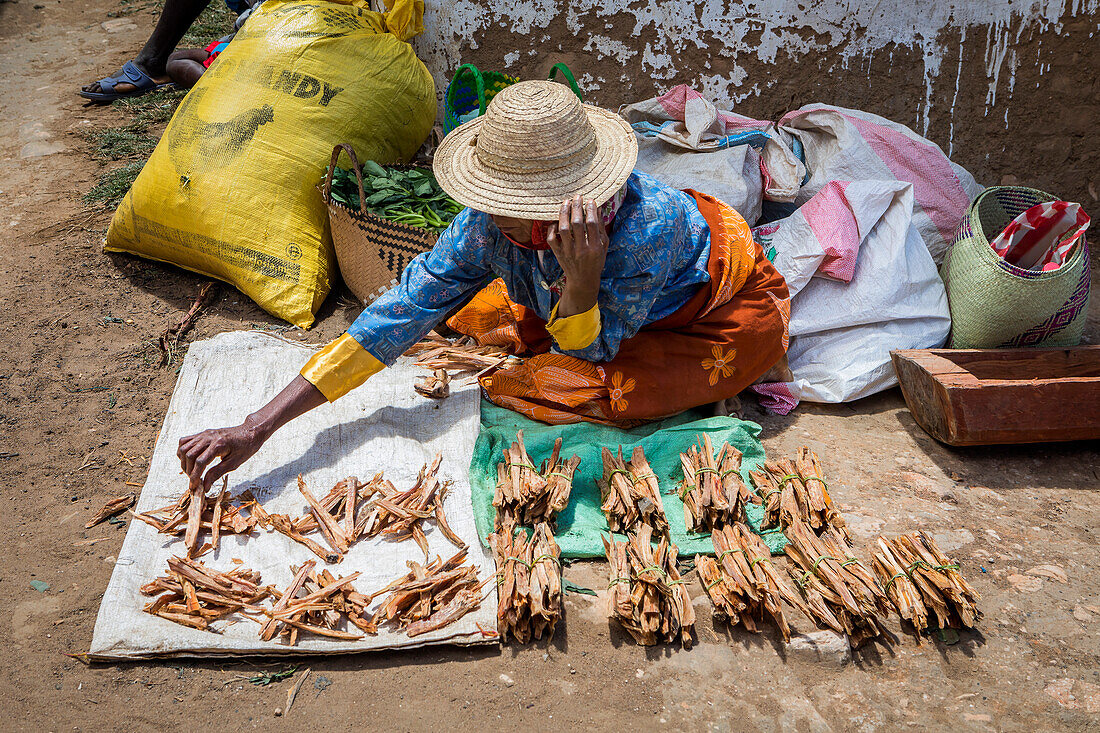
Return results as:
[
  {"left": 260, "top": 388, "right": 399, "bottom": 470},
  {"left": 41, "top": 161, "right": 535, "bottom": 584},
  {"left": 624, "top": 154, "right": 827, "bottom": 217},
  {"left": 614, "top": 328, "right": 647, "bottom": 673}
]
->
[
  {"left": 166, "top": 48, "right": 211, "bottom": 89},
  {"left": 83, "top": 0, "right": 212, "bottom": 94}
]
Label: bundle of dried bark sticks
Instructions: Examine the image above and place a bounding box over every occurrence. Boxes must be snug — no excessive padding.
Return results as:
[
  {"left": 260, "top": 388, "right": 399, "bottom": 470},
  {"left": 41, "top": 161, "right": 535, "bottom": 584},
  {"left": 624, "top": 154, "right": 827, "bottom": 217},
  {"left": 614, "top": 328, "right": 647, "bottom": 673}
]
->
[
  {"left": 141, "top": 556, "right": 270, "bottom": 631},
  {"left": 370, "top": 548, "right": 490, "bottom": 637},
  {"left": 259, "top": 561, "right": 374, "bottom": 644},
  {"left": 494, "top": 434, "right": 579, "bottom": 527},
  {"left": 248, "top": 457, "right": 465, "bottom": 563},
  {"left": 490, "top": 519, "right": 562, "bottom": 643},
  {"left": 872, "top": 532, "right": 981, "bottom": 634},
  {"left": 598, "top": 446, "right": 668, "bottom": 535},
  {"left": 131, "top": 478, "right": 258, "bottom": 558},
  {"left": 750, "top": 447, "right": 847, "bottom": 535},
  {"left": 697, "top": 523, "right": 816, "bottom": 642},
  {"left": 679, "top": 435, "right": 758, "bottom": 532},
  {"left": 407, "top": 333, "right": 515, "bottom": 381},
  {"left": 604, "top": 524, "right": 695, "bottom": 646},
  {"left": 783, "top": 519, "right": 891, "bottom": 646}
]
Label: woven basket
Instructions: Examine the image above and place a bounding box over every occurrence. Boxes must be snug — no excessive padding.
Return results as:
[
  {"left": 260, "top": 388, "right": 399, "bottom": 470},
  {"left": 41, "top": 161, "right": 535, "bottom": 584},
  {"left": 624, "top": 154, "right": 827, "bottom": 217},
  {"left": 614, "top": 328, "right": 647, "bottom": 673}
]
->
[
  {"left": 442, "top": 63, "right": 582, "bottom": 135},
  {"left": 941, "top": 186, "right": 1091, "bottom": 348},
  {"left": 321, "top": 144, "right": 437, "bottom": 304},
  {"left": 443, "top": 64, "right": 519, "bottom": 134}
]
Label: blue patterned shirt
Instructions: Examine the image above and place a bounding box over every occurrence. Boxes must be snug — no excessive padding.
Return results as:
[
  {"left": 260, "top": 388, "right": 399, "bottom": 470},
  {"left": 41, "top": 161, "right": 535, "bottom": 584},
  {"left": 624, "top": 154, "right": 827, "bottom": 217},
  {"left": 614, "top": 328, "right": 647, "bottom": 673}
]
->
[{"left": 347, "top": 171, "right": 712, "bottom": 364}]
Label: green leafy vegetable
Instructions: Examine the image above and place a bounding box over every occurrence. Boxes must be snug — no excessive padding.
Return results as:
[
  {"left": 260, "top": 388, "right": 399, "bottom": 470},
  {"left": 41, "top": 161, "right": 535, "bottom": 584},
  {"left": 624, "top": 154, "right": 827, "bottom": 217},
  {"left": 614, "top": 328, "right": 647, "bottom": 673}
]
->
[{"left": 325, "top": 162, "right": 464, "bottom": 234}]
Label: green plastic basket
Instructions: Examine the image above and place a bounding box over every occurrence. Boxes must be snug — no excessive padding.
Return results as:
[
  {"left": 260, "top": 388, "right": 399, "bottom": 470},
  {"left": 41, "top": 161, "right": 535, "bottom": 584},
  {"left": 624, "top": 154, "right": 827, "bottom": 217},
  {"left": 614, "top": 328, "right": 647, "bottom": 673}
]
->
[
  {"left": 443, "top": 64, "right": 518, "bottom": 134},
  {"left": 941, "top": 186, "right": 1091, "bottom": 348},
  {"left": 442, "top": 62, "right": 583, "bottom": 134}
]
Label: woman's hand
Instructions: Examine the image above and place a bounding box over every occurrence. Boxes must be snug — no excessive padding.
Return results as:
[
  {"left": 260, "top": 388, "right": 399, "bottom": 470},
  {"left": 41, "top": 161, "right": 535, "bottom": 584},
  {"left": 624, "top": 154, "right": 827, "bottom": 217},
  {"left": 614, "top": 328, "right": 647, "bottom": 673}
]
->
[
  {"left": 178, "top": 419, "right": 268, "bottom": 491},
  {"left": 546, "top": 195, "right": 608, "bottom": 317},
  {"left": 177, "top": 375, "right": 327, "bottom": 490}
]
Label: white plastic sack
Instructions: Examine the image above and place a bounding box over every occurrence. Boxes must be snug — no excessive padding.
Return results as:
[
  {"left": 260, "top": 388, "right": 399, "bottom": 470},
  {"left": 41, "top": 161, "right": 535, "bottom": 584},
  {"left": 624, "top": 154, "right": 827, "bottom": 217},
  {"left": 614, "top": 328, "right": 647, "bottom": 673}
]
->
[
  {"left": 90, "top": 330, "right": 496, "bottom": 659},
  {"left": 777, "top": 104, "right": 983, "bottom": 263},
  {"left": 751, "top": 180, "right": 952, "bottom": 410},
  {"left": 620, "top": 87, "right": 791, "bottom": 223}
]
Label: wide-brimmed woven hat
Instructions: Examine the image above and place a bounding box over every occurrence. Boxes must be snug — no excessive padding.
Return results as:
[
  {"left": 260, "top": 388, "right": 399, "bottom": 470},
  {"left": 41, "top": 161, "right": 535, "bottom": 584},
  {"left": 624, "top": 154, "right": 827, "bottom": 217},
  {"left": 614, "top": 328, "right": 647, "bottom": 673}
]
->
[{"left": 433, "top": 80, "right": 638, "bottom": 220}]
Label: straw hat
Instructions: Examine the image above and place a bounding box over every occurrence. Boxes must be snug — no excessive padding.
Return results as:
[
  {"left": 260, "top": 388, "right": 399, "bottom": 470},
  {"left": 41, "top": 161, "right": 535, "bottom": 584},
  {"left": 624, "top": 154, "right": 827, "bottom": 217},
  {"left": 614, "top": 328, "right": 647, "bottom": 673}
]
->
[{"left": 433, "top": 80, "right": 638, "bottom": 220}]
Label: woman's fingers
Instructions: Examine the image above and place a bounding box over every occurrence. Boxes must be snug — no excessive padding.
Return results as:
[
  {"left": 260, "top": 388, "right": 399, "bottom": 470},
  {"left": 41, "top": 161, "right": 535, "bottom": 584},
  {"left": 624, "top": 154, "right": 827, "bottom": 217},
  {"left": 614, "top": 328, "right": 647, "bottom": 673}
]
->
[
  {"left": 557, "top": 199, "right": 573, "bottom": 251},
  {"left": 570, "top": 194, "right": 585, "bottom": 245},
  {"left": 584, "top": 199, "right": 604, "bottom": 253},
  {"left": 545, "top": 222, "right": 559, "bottom": 248},
  {"left": 191, "top": 442, "right": 223, "bottom": 482},
  {"left": 203, "top": 455, "right": 240, "bottom": 492}
]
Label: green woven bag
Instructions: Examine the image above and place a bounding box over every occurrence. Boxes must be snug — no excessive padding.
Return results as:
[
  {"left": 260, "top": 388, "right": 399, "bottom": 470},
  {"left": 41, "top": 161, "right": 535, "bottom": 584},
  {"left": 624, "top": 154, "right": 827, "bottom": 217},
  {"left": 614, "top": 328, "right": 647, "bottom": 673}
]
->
[{"left": 941, "top": 186, "right": 1091, "bottom": 348}]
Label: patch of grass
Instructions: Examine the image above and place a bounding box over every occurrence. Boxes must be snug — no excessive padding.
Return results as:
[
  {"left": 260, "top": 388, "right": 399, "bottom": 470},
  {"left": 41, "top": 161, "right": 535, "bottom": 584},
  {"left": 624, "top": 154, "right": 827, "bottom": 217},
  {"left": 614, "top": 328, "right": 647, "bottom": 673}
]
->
[
  {"left": 83, "top": 1, "right": 233, "bottom": 208},
  {"left": 112, "top": 88, "right": 187, "bottom": 125},
  {"left": 84, "top": 123, "right": 158, "bottom": 161},
  {"left": 181, "top": 2, "right": 235, "bottom": 47},
  {"left": 84, "top": 161, "right": 145, "bottom": 207}
]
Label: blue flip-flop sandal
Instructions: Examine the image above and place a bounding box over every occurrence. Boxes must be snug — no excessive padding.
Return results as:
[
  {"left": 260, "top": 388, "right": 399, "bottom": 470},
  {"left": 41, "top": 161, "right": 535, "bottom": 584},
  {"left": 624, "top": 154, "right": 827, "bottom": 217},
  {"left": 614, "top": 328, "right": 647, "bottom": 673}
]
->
[{"left": 80, "top": 60, "right": 174, "bottom": 103}]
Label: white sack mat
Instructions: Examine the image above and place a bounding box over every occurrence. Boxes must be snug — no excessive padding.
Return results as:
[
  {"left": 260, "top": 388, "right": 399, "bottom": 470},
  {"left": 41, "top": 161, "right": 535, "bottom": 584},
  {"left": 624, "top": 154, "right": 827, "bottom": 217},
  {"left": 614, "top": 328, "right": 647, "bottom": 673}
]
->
[{"left": 89, "top": 330, "right": 495, "bottom": 659}]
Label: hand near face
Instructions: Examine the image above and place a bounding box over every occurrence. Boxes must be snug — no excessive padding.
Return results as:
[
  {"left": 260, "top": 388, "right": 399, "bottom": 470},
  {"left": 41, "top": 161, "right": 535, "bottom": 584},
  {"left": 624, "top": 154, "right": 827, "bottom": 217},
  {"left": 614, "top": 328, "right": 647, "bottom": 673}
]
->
[{"left": 545, "top": 195, "right": 607, "bottom": 317}]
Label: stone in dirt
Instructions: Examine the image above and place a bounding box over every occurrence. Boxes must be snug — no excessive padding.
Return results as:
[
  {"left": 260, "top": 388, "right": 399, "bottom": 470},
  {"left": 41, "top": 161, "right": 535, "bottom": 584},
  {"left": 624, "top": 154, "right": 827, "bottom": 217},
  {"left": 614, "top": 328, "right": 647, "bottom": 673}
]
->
[
  {"left": 20, "top": 141, "right": 65, "bottom": 159},
  {"left": 784, "top": 630, "right": 851, "bottom": 665},
  {"left": 1071, "top": 606, "right": 1094, "bottom": 623},
  {"left": 101, "top": 19, "right": 138, "bottom": 33},
  {"left": 1007, "top": 574, "right": 1043, "bottom": 593},
  {"left": 931, "top": 528, "right": 975, "bottom": 552},
  {"left": 1026, "top": 565, "right": 1068, "bottom": 583},
  {"left": 1045, "top": 678, "right": 1100, "bottom": 713}
]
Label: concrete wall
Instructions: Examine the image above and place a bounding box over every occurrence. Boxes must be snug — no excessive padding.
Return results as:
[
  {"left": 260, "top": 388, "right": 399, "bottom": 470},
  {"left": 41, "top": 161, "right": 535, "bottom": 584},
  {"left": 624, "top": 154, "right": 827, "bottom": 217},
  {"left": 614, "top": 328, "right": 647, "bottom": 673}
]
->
[{"left": 412, "top": 0, "right": 1100, "bottom": 206}]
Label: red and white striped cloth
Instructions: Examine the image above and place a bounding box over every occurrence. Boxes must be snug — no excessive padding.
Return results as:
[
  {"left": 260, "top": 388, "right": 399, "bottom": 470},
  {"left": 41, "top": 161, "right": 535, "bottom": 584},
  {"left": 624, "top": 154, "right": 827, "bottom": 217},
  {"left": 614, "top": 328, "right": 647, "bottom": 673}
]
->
[{"left": 989, "top": 201, "right": 1090, "bottom": 272}]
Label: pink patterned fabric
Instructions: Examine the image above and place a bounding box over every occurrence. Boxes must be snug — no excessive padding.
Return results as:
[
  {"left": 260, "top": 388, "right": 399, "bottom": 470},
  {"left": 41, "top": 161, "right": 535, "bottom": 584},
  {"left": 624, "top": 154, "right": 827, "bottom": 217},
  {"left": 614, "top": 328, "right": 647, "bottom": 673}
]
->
[
  {"left": 989, "top": 201, "right": 1090, "bottom": 271},
  {"left": 840, "top": 112, "right": 970, "bottom": 247},
  {"left": 798, "top": 180, "right": 860, "bottom": 283},
  {"left": 749, "top": 381, "right": 799, "bottom": 415},
  {"left": 656, "top": 85, "right": 771, "bottom": 133}
]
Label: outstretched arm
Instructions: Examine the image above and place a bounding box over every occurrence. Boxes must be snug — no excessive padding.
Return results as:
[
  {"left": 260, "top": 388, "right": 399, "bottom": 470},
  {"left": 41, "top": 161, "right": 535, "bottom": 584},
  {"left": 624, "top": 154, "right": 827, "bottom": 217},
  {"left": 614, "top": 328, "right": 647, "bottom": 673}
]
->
[{"left": 178, "top": 375, "right": 325, "bottom": 490}]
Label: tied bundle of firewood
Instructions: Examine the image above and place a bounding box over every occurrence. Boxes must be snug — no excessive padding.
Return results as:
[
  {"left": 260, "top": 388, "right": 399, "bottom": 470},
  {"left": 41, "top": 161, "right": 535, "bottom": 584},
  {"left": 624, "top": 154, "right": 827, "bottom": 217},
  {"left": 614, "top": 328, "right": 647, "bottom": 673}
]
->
[
  {"left": 679, "top": 435, "right": 758, "bottom": 532},
  {"left": 598, "top": 446, "right": 668, "bottom": 535},
  {"left": 494, "top": 434, "right": 579, "bottom": 527},
  {"left": 697, "top": 523, "right": 816, "bottom": 642},
  {"left": 131, "top": 478, "right": 258, "bottom": 558},
  {"left": 141, "top": 556, "right": 270, "bottom": 631},
  {"left": 490, "top": 519, "right": 562, "bottom": 643},
  {"left": 406, "top": 333, "right": 515, "bottom": 380},
  {"left": 750, "top": 447, "right": 846, "bottom": 535},
  {"left": 783, "top": 520, "right": 891, "bottom": 646},
  {"left": 872, "top": 532, "right": 981, "bottom": 634},
  {"left": 259, "top": 561, "right": 375, "bottom": 645},
  {"left": 370, "top": 548, "right": 490, "bottom": 638},
  {"left": 604, "top": 524, "right": 695, "bottom": 647}
]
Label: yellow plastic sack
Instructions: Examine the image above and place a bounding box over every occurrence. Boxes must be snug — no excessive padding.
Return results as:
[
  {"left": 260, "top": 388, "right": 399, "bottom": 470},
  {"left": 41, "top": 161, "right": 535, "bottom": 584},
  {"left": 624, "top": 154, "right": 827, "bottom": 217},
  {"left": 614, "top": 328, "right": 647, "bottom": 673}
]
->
[{"left": 106, "top": 0, "right": 435, "bottom": 327}]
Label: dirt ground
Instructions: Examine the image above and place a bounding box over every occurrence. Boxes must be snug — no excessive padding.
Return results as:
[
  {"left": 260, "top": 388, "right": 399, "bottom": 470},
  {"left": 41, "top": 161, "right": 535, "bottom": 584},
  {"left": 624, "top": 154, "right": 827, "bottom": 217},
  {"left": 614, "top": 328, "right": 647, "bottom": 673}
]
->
[{"left": 2, "top": 1, "right": 1099, "bottom": 731}]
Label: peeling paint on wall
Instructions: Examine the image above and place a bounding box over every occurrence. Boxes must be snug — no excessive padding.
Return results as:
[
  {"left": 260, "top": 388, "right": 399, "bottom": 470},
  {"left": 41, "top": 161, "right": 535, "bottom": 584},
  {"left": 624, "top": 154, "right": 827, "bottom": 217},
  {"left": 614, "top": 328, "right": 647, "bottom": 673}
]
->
[{"left": 413, "top": 0, "right": 1100, "bottom": 151}]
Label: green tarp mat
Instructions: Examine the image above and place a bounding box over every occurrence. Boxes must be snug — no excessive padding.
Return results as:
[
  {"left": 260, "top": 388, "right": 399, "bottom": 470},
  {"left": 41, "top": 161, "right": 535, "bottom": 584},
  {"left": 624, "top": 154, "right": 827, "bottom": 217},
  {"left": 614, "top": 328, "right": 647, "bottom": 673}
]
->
[{"left": 470, "top": 402, "right": 787, "bottom": 558}]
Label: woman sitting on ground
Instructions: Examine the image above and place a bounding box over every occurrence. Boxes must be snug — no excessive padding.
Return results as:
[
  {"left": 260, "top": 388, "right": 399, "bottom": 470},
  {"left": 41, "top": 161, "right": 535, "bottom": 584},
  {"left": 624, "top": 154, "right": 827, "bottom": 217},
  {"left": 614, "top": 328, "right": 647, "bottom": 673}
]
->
[{"left": 178, "top": 80, "right": 790, "bottom": 488}]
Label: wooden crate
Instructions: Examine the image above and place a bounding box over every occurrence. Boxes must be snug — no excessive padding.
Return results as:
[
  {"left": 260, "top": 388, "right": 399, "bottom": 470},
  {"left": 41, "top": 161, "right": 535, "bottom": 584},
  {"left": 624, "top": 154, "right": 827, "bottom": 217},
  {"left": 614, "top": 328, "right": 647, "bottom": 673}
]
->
[{"left": 890, "top": 346, "right": 1100, "bottom": 446}]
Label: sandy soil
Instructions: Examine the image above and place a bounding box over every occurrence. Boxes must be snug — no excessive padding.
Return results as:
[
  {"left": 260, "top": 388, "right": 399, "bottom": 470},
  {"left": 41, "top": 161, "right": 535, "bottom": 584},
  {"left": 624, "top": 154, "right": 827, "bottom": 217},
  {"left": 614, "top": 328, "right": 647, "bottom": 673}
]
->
[{"left": 1, "top": 1, "right": 1098, "bottom": 731}]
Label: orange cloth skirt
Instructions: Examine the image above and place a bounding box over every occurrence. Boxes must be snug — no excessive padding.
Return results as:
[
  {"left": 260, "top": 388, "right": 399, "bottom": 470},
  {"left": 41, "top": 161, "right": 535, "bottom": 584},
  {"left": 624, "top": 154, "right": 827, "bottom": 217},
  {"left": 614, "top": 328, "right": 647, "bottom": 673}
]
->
[{"left": 447, "top": 191, "right": 790, "bottom": 426}]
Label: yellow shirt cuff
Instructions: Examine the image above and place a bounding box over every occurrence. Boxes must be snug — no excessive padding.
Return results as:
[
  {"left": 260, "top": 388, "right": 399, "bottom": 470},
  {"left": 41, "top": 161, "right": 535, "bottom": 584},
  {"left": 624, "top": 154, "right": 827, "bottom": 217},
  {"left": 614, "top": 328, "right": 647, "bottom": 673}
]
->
[
  {"left": 545, "top": 302, "right": 601, "bottom": 350},
  {"left": 300, "top": 334, "right": 385, "bottom": 402}
]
